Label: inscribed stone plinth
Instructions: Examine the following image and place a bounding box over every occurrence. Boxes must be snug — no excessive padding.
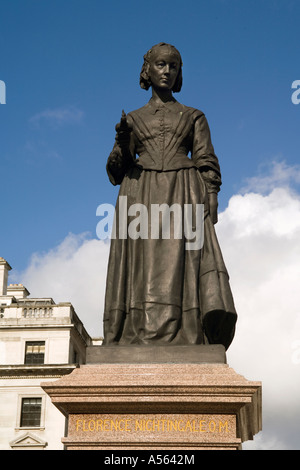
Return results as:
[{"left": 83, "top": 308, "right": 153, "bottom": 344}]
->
[{"left": 42, "top": 347, "right": 262, "bottom": 450}]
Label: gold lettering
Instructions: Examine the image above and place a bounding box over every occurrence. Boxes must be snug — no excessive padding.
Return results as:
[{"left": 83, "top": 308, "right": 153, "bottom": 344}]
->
[
  {"left": 120, "top": 419, "right": 126, "bottom": 431},
  {"left": 96, "top": 419, "right": 103, "bottom": 431},
  {"left": 76, "top": 419, "right": 82, "bottom": 431},
  {"left": 75, "top": 415, "right": 230, "bottom": 435},
  {"left": 209, "top": 420, "right": 216, "bottom": 433},
  {"left": 161, "top": 419, "right": 167, "bottom": 432},
  {"left": 199, "top": 420, "right": 207, "bottom": 432},
  {"left": 176, "top": 420, "right": 183, "bottom": 432},
  {"left": 88, "top": 420, "right": 96, "bottom": 432},
  {"left": 102, "top": 419, "right": 109, "bottom": 431},
  {"left": 185, "top": 420, "right": 192, "bottom": 432},
  {"left": 83, "top": 420, "right": 88, "bottom": 432},
  {"left": 152, "top": 420, "right": 160, "bottom": 432},
  {"left": 170, "top": 420, "right": 178, "bottom": 431},
  {"left": 219, "top": 420, "right": 229, "bottom": 433},
  {"left": 110, "top": 419, "right": 118, "bottom": 431},
  {"left": 135, "top": 419, "right": 143, "bottom": 431},
  {"left": 146, "top": 420, "right": 152, "bottom": 431}
]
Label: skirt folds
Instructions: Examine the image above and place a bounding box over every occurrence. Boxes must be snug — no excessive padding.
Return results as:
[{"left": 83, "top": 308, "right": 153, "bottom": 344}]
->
[{"left": 103, "top": 166, "right": 237, "bottom": 349}]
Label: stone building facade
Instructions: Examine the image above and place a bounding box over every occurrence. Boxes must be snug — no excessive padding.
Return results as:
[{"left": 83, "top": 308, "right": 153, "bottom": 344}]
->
[{"left": 0, "top": 257, "right": 93, "bottom": 450}]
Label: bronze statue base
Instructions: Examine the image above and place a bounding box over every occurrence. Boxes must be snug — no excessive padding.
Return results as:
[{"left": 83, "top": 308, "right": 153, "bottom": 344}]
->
[{"left": 86, "top": 344, "right": 226, "bottom": 364}]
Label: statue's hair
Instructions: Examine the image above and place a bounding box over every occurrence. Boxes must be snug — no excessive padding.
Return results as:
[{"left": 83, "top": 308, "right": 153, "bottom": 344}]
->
[{"left": 139, "top": 42, "right": 183, "bottom": 93}]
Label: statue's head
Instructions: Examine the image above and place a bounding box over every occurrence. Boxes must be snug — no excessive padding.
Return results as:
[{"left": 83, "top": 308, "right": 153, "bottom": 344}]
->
[{"left": 140, "top": 42, "right": 183, "bottom": 93}]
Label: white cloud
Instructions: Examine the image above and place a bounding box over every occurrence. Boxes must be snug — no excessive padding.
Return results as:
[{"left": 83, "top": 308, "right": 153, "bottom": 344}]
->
[
  {"left": 18, "top": 233, "right": 110, "bottom": 338},
  {"left": 23, "top": 139, "right": 63, "bottom": 164},
  {"left": 29, "top": 105, "right": 84, "bottom": 129},
  {"left": 217, "top": 180, "right": 300, "bottom": 450},
  {"left": 13, "top": 161, "right": 300, "bottom": 450},
  {"left": 241, "top": 159, "right": 300, "bottom": 194}
]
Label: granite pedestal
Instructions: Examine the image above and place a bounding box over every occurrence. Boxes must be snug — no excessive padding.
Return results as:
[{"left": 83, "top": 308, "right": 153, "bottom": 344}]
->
[{"left": 42, "top": 345, "right": 262, "bottom": 450}]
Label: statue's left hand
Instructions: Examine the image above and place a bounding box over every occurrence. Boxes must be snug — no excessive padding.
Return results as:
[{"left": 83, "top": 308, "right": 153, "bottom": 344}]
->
[{"left": 209, "top": 193, "right": 218, "bottom": 224}]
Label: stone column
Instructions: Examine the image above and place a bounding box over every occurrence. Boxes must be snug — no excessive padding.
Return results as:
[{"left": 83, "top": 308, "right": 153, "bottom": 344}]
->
[{"left": 0, "top": 258, "right": 11, "bottom": 296}]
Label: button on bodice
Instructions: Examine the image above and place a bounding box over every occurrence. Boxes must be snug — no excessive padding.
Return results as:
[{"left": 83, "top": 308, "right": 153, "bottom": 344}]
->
[{"left": 129, "top": 100, "right": 199, "bottom": 171}]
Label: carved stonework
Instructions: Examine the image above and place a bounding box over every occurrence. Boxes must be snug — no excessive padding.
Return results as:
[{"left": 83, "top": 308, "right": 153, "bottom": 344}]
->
[{"left": 10, "top": 432, "right": 47, "bottom": 449}]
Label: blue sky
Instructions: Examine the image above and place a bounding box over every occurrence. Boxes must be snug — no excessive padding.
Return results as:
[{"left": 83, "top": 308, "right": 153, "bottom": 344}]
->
[
  {"left": 1, "top": 0, "right": 300, "bottom": 450},
  {"left": 1, "top": 0, "right": 300, "bottom": 270}
]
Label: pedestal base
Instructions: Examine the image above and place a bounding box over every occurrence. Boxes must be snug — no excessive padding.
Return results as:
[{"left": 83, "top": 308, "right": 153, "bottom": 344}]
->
[
  {"left": 86, "top": 344, "right": 227, "bottom": 364},
  {"left": 42, "top": 346, "right": 262, "bottom": 450}
]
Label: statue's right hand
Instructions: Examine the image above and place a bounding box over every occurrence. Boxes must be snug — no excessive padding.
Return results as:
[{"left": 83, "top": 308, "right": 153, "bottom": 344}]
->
[
  {"left": 115, "top": 110, "right": 132, "bottom": 148},
  {"left": 108, "top": 152, "right": 123, "bottom": 169}
]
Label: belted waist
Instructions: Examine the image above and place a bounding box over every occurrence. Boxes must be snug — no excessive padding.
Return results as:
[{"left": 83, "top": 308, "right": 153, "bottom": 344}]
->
[{"left": 135, "top": 152, "right": 197, "bottom": 171}]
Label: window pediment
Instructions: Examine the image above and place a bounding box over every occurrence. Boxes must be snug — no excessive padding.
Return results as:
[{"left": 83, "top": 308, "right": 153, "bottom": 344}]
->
[{"left": 10, "top": 432, "right": 47, "bottom": 449}]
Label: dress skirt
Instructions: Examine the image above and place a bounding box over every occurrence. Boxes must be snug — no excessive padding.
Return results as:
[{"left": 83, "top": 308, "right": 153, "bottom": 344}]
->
[{"left": 103, "top": 166, "right": 237, "bottom": 349}]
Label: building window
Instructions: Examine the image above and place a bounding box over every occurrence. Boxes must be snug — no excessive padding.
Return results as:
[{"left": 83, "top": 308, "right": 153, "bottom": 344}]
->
[
  {"left": 24, "top": 341, "right": 45, "bottom": 364},
  {"left": 20, "top": 398, "right": 42, "bottom": 427}
]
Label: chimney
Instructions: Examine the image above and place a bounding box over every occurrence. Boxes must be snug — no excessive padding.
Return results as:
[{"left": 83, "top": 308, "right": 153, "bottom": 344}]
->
[
  {"left": 7, "top": 284, "right": 30, "bottom": 299},
  {"left": 0, "top": 258, "right": 12, "bottom": 296}
]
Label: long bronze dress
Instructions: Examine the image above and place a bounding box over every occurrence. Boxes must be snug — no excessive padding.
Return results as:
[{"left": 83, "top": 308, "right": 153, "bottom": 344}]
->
[{"left": 103, "top": 98, "right": 237, "bottom": 350}]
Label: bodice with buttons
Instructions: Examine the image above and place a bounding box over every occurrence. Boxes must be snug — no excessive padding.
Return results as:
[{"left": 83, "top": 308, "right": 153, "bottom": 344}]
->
[{"left": 107, "top": 99, "right": 222, "bottom": 192}]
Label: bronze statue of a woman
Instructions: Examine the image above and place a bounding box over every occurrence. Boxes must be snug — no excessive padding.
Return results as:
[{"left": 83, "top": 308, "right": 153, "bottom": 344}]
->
[{"left": 103, "top": 42, "right": 237, "bottom": 350}]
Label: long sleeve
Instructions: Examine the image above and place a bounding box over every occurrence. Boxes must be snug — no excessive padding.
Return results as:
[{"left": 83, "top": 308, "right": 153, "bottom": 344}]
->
[{"left": 192, "top": 114, "right": 222, "bottom": 193}]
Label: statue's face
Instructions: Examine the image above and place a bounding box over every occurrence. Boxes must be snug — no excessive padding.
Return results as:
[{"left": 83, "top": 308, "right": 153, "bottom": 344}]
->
[{"left": 148, "top": 47, "right": 180, "bottom": 91}]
